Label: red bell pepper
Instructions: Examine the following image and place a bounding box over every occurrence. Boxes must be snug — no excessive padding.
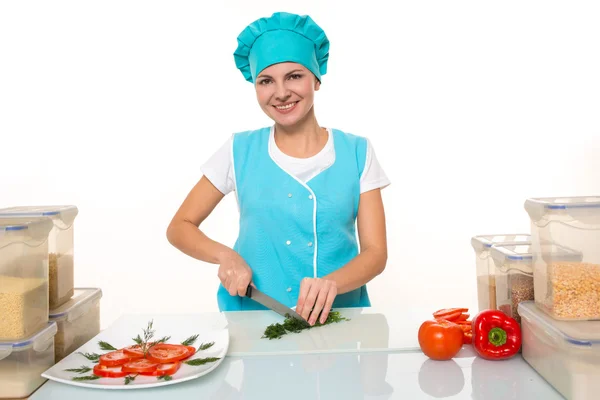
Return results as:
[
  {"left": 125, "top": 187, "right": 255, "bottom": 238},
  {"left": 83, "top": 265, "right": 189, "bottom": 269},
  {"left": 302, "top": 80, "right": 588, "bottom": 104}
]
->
[{"left": 472, "top": 310, "right": 521, "bottom": 360}]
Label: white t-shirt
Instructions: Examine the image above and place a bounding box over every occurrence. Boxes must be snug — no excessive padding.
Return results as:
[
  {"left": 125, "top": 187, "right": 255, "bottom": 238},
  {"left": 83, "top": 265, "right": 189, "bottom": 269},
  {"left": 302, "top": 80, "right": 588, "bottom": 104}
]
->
[{"left": 200, "top": 127, "right": 391, "bottom": 196}]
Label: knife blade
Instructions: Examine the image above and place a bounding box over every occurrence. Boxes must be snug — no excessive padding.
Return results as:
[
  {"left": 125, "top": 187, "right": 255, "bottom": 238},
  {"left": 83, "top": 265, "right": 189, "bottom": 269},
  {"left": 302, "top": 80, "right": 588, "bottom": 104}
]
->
[{"left": 245, "top": 285, "right": 310, "bottom": 328}]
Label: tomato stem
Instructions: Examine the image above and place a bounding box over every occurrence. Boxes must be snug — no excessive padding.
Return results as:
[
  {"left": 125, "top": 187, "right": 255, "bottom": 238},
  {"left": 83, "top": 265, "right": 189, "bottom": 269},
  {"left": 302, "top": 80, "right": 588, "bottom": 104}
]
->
[{"left": 488, "top": 327, "right": 507, "bottom": 346}]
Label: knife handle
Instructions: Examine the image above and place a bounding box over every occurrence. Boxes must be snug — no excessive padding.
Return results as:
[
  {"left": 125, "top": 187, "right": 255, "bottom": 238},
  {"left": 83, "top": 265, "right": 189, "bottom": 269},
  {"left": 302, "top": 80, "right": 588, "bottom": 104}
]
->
[{"left": 245, "top": 285, "right": 253, "bottom": 297}]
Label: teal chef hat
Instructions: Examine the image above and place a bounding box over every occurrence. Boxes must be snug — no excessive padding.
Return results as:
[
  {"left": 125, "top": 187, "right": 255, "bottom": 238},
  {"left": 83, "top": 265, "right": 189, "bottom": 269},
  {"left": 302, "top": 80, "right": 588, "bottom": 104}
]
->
[{"left": 233, "top": 12, "right": 330, "bottom": 84}]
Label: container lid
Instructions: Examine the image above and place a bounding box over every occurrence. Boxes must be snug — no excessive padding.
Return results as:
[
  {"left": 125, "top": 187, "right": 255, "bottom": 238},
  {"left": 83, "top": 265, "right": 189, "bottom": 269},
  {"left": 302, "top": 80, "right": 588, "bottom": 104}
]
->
[
  {"left": 0, "top": 205, "right": 79, "bottom": 229},
  {"left": 0, "top": 322, "right": 58, "bottom": 360},
  {"left": 525, "top": 196, "right": 600, "bottom": 226},
  {"left": 49, "top": 288, "right": 103, "bottom": 323},
  {"left": 490, "top": 243, "right": 583, "bottom": 273},
  {"left": 518, "top": 301, "right": 600, "bottom": 348},
  {"left": 0, "top": 217, "right": 54, "bottom": 249},
  {"left": 471, "top": 234, "right": 531, "bottom": 254}
]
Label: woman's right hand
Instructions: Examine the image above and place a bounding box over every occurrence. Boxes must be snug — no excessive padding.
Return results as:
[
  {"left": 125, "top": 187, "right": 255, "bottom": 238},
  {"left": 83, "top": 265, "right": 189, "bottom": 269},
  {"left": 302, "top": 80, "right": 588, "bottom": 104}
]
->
[{"left": 217, "top": 250, "right": 253, "bottom": 296}]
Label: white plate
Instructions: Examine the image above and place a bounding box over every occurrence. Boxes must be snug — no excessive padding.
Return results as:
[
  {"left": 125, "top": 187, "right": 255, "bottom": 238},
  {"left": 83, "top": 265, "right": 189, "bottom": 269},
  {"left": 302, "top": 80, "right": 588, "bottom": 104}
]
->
[{"left": 41, "top": 316, "right": 229, "bottom": 390}]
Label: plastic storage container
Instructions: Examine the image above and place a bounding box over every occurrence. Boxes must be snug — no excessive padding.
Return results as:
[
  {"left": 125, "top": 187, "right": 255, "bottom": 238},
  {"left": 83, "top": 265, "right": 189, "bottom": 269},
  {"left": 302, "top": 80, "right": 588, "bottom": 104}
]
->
[
  {"left": 0, "top": 206, "right": 78, "bottom": 309},
  {"left": 0, "top": 321, "right": 57, "bottom": 399},
  {"left": 471, "top": 234, "right": 530, "bottom": 313},
  {"left": 519, "top": 301, "right": 600, "bottom": 400},
  {"left": 491, "top": 243, "right": 583, "bottom": 324},
  {"left": 524, "top": 196, "right": 600, "bottom": 320},
  {"left": 49, "top": 288, "right": 102, "bottom": 363},
  {"left": 0, "top": 218, "right": 54, "bottom": 341}
]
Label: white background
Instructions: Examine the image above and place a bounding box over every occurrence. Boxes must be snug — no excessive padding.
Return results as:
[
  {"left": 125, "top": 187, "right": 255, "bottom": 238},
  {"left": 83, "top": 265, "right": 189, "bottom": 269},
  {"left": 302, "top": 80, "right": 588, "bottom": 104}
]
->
[{"left": 1, "top": 1, "right": 599, "bottom": 330}]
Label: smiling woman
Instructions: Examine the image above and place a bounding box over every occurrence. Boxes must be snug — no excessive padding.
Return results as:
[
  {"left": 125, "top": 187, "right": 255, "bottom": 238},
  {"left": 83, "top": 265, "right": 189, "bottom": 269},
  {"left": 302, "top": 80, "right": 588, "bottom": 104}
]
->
[{"left": 166, "top": 11, "right": 391, "bottom": 327}]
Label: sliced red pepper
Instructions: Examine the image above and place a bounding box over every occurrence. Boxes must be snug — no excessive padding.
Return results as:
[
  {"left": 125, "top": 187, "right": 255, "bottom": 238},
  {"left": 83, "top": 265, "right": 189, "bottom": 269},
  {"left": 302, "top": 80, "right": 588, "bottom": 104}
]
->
[
  {"left": 433, "top": 308, "right": 469, "bottom": 319},
  {"left": 472, "top": 310, "right": 521, "bottom": 360}
]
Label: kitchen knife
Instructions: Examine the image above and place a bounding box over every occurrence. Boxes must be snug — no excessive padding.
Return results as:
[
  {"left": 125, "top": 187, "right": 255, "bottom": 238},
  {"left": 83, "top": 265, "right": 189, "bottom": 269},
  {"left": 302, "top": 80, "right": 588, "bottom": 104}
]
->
[{"left": 245, "top": 285, "right": 310, "bottom": 328}]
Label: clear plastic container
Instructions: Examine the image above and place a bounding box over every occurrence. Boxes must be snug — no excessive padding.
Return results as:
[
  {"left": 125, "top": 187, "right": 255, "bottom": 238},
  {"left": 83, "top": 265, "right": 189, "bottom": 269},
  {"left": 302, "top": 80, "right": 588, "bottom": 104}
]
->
[
  {"left": 0, "top": 218, "right": 54, "bottom": 341},
  {"left": 491, "top": 243, "right": 582, "bottom": 324},
  {"left": 49, "top": 288, "right": 102, "bottom": 363},
  {"left": 0, "top": 321, "right": 57, "bottom": 399},
  {"left": 0, "top": 206, "right": 78, "bottom": 309},
  {"left": 519, "top": 301, "right": 600, "bottom": 400},
  {"left": 524, "top": 196, "right": 600, "bottom": 320},
  {"left": 471, "top": 234, "right": 530, "bottom": 313}
]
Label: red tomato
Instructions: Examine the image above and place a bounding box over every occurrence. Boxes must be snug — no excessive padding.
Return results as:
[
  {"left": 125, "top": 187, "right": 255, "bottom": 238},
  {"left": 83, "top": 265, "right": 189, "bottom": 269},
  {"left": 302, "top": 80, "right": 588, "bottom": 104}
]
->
[
  {"left": 99, "top": 350, "right": 140, "bottom": 367},
  {"left": 93, "top": 364, "right": 129, "bottom": 378},
  {"left": 141, "top": 362, "right": 181, "bottom": 376},
  {"left": 147, "top": 344, "right": 190, "bottom": 364},
  {"left": 418, "top": 320, "right": 464, "bottom": 361},
  {"left": 121, "top": 358, "right": 159, "bottom": 374}
]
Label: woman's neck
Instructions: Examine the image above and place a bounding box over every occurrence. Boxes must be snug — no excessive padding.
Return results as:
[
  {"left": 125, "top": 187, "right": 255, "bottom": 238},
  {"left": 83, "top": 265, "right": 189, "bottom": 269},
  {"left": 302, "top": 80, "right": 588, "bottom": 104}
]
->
[{"left": 274, "top": 109, "right": 327, "bottom": 158}]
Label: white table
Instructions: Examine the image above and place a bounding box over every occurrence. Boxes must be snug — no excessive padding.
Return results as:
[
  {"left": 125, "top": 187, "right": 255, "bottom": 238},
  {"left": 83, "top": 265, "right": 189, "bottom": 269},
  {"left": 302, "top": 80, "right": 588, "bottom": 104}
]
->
[{"left": 30, "top": 308, "right": 565, "bottom": 399}]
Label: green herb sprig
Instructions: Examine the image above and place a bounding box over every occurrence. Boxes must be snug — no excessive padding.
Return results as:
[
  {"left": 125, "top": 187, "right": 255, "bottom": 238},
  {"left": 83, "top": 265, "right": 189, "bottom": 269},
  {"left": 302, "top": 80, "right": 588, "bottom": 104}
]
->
[
  {"left": 157, "top": 375, "right": 173, "bottom": 381},
  {"left": 98, "top": 341, "right": 118, "bottom": 351},
  {"left": 181, "top": 334, "right": 199, "bottom": 346},
  {"left": 131, "top": 320, "right": 170, "bottom": 356},
  {"left": 72, "top": 375, "right": 100, "bottom": 381},
  {"left": 262, "top": 311, "right": 349, "bottom": 340},
  {"left": 124, "top": 374, "right": 138, "bottom": 385},
  {"left": 77, "top": 352, "right": 101, "bottom": 362},
  {"left": 64, "top": 365, "right": 92, "bottom": 374},
  {"left": 184, "top": 357, "right": 221, "bottom": 366}
]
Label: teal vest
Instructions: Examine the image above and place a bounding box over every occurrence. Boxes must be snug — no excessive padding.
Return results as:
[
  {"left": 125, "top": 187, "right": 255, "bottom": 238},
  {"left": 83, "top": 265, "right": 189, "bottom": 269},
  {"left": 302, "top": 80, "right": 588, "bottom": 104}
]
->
[{"left": 217, "top": 126, "right": 371, "bottom": 310}]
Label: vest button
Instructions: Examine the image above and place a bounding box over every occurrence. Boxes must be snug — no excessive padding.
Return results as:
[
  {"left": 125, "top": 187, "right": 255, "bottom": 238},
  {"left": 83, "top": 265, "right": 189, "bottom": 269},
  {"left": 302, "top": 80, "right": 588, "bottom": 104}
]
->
[
  {"left": 286, "top": 287, "right": 292, "bottom": 292},
  {"left": 308, "top": 195, "right": 313, "bottom": 200},
  {"left": 307, "top": 242, "right": 313, "bottom": 247},
  {"left": 286, "top": 240, "right": 291, "bottom": 245},
  {"left": 288, "top": 193, "right": 292, "bottom": 198}
]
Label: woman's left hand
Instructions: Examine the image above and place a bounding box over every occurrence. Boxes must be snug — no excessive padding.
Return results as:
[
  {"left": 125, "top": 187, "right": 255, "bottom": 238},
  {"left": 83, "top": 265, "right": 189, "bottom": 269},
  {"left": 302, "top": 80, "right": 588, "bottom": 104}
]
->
[{"left": 296, "top": 277, "right": 337, "bottom": 325}]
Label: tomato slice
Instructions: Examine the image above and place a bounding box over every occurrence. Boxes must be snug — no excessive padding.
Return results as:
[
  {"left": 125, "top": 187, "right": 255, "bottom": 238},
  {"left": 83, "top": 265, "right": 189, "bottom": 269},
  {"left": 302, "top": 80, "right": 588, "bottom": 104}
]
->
[
  {"left": 184, "top": 346, "right": 196, "bottom": 359},
  {"left": 121, "top": 358, "right": 158, "bottom": 373},
  {"left": 93, "top": 364, "right": 129, "bottom": 378},
  {"left": 458, "top": 324, "right": 472, "bottom": 333},
  {"left": 122, "top": 343, "right": 159, "bottom": 357},
  {"left": 99, "top": 350, "right": 141, "bottom": 367},
  {"left": 140, "top": 362, "right": 181, "bottom": 376},
  {"left": 147, "top": 344, "right": 191, "bottom": 364}
]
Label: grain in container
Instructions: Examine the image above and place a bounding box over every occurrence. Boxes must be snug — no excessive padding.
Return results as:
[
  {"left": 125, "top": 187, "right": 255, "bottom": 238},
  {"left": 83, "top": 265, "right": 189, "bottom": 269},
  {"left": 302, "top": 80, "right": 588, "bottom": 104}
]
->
[
  {"left": 491, "top": 243, "right": 582, "bottom": 324},
  {"left": 471, "top": 234, "right": 530, "bottom": 313},
  {"left": 49, "top": 288, "right": 102, "bottom": 363},
  {"left": 519, "top": 301, "right": 600, "bottom": 400},
  {"left": 0, "top": 218, "right": 53, "bottom": 341},
  {"left": 524, "top": 196, "right": 600, "bottom": 320},
  {"left": 0, "top": 206, "right": 79, "bottom": 309},
  {"left": 0, "top": 321, "right": 57, "bottom": 399}
]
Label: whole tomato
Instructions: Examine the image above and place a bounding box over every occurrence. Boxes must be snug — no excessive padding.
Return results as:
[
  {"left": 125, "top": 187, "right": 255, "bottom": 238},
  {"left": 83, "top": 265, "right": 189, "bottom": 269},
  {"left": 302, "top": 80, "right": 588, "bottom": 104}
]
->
[{"left": 418, "top": 320, "right": 464, "bottom": 361}]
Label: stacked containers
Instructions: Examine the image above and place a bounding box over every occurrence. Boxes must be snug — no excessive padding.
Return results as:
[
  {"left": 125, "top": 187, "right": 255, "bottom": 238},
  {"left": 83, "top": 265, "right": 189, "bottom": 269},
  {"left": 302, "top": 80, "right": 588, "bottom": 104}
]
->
[
  {"left": 0, "top": 322, "right": 58, "bottom": 399},
  {"left": 471, "top": 234, "right": 530, "bottom": 313},
  {"left": 490, "top": 243, "right": 583, "bottom": 324},
  {"left": 0, "top": 218, "right": 55, "bottom": 398},
  {"left": 519, "top": 196, "right": 600, "bottom": 399},
  {"left": 0, "top": 206, "right": 78, "bottom": 309},
  {"left": 524, "top": 196, "right": 600, "bottom": 320},
  {"left": 49, "top": 288, "right": 102, "bottom": 363}
]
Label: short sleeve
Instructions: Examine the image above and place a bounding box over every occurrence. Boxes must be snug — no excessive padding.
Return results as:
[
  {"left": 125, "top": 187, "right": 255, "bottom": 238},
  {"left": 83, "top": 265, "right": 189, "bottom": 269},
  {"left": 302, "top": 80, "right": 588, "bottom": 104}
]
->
[
  {"left": 200, "top": 136, "right": 235, "bottom": 195},
  {"left": 359, "top": 139, "right": 391, "bottom": 193}
]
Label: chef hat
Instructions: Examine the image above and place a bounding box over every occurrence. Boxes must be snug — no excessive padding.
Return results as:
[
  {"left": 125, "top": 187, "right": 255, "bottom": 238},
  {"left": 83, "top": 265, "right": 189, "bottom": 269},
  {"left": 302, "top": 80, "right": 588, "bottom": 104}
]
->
[{"left": 233, "top": 12, "right": 330, "bottom": 84}]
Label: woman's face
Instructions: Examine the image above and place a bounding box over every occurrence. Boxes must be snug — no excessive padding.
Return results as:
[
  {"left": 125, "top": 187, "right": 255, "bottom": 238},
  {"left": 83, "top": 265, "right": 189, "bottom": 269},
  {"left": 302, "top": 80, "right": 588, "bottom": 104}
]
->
[{"left": 255, "top": 62, "right": 320, "bottom": 127}]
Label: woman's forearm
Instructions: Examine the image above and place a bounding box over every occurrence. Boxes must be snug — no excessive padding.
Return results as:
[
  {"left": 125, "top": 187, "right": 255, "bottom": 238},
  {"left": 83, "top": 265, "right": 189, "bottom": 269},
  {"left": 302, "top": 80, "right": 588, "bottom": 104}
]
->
[
  {"left": 166, "top": 220, "right": 234, "bottom": 265},
  {"left": 323, "top": 246, "right": 387, "bottom": 294}
]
